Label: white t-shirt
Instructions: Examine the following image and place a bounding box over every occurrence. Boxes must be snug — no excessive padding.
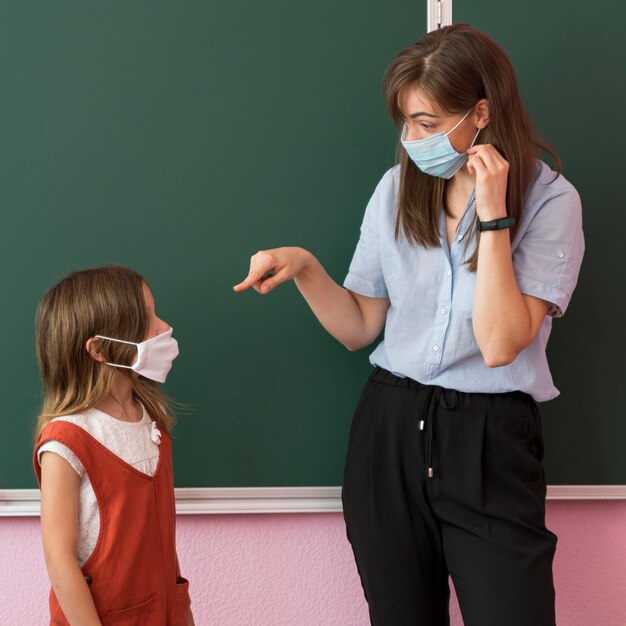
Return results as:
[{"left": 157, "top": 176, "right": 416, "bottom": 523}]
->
[{"left": 37, "top": 406, "right": 161, "bottom": 566}]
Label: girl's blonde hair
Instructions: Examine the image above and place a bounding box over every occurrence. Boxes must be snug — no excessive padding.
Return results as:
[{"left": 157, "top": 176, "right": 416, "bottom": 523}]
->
[{"left": 35, "top": 265, "right": 175, "bottom": 441}]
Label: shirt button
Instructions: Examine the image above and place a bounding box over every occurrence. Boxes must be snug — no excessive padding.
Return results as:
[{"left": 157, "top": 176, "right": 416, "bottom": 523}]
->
[
  {"left": 433, "top": 345, "right": 440, "bottom": 352},
  {"left": 447, "top": 270, "right": 452, "bottom": 276},
  {"left": 558, "top": 251, "right": 565, "bottom": 258},
  {"left": 457, "top": 234, "right": 464, "bottom": 241},
  {"left": 440, "top": 308, "right": 447, "bottom": 315}
]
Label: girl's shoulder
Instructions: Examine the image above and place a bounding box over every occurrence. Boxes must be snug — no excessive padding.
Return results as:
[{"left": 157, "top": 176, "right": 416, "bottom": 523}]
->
[
  {"left": 46, "top": 410, "right": 112, "bottom": 444},
  {"left": 45, "top": 407, "right": 152, "bottom": 446},
  {"left": 38, "top": 412, "right": 95, "bottom": 444},
  {"left": 49, "top": 411, "right": 93, "bottom": 429},
  {"left": 39, "top": 406, "right": 161, "bottom": 470}
]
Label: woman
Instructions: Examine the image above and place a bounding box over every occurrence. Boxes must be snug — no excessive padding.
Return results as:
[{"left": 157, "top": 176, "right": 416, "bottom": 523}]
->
[{"left": 234, "top": 24, "right": 583, "bottom": 626}]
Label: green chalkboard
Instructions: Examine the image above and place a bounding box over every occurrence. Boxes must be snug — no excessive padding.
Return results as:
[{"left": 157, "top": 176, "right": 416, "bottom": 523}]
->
[
  {"left": 0, "top": 0, "right": 422, "bottom": 489},
  {"left": 1, "top": 1, "right": 623, "bottom": 489},
  {"left": 452, "top": 0, "right": 626, "bottom": 485}
]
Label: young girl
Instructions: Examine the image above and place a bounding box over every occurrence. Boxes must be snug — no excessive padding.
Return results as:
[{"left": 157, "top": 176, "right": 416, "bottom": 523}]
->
[
  {"left": 34, "top": 265, "right": 194, "bottom": 626},
  {"left": 234, "top": 24, "right": 584, "bottom": 626}
]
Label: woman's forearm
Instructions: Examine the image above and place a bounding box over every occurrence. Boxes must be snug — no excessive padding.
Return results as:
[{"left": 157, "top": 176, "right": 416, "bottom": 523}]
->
[
  {"left": 293, "top": 250, "right": 386, "bottom": 351},
  {"left": 472, "top": 230, "right": 532, "bottom": 367},
  {"left": 234, "top": 247, "right": 388, "bottom": 351}
]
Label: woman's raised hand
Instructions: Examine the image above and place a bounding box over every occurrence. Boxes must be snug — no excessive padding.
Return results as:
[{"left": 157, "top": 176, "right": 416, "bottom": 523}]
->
[
  {"left": 466, "top": 144, "right": 509, "bottom": 221},
  {"left": 233, "top": 247, "right": 310, "bottom": 295}
]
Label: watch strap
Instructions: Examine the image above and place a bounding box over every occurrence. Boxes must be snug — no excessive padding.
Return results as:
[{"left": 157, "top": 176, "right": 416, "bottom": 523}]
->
[{"left": 478, "top": 216, "right": 516, "bottom": 232}]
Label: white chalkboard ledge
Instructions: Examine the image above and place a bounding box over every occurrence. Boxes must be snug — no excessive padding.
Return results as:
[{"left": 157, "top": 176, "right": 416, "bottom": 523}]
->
[{"left": 1, "top": 485, "right": 626, "bottom": 517}]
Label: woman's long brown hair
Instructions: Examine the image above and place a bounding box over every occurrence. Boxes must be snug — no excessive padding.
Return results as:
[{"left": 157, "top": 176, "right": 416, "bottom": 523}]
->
[
  {"left": 383, "top": 24, "right": 560, "bottom": 270},
  {"left": 35, "top": 265, "right": 175, "bottom": 441}
]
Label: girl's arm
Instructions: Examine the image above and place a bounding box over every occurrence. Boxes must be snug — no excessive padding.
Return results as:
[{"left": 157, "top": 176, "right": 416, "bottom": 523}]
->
[
  {"left": 234, "top": 247, "right": 390, "bottom": 351},
  {"left": 467, "top": 145, "right": 550, "bottom": 367},
  {"left": 40, "top": 452, "right": 103, "bottom": 626}
]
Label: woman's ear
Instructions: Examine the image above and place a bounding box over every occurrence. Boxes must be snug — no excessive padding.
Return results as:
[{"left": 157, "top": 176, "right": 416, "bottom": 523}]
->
[
  {"left": 85, "top": 337, "right": 107, "bottom": 363},
  {"left": 474, "top": 98, "right": 490, "bottom": 129}
]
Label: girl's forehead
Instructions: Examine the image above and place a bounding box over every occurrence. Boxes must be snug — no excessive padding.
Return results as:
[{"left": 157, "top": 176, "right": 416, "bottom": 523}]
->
[{"left": 141, "top": 282, "right": 155, "bottom": 307}]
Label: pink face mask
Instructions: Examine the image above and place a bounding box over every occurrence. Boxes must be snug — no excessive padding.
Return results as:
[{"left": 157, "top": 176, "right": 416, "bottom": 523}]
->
[{"left": 95, "top": 327, "right": 179, "bottom": 383}]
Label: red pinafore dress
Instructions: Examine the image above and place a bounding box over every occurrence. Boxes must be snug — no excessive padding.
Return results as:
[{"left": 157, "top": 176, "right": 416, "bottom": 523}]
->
[{"left": 34, "top": 420, "right": 191, "bottom": 626}]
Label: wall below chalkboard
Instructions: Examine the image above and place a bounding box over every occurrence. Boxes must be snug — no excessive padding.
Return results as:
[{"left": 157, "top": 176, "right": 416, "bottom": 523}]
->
[{"left": 2, "top": 502, "right": 626, "bottom": 624}]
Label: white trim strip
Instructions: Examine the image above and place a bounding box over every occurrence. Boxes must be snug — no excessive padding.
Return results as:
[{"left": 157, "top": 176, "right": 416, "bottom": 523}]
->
[
  {"left": 1, "top": 485, "right": 625, "bottom": 517},
  {"left": 175, "top": 487, "right": 343, "bottom": 515},
  {"left": 427, "top": 0, "right": 453, "bottom": 32},
  {"left": 0, "top": 489, "right": 43, "bottom": 517}
]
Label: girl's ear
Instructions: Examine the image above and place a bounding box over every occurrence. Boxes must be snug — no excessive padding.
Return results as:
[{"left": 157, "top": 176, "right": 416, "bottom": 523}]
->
[
  {"left": 474, "top": 98, "right": 490, "bottom": 129},
  {"left": 85, "top": 337, "right": 107, "bottom": 363}
]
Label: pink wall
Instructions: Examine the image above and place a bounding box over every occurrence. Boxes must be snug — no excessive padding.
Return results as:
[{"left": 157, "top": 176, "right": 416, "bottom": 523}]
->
[{"left": 2, "top": 501, "right": 625, "bottom": 625}]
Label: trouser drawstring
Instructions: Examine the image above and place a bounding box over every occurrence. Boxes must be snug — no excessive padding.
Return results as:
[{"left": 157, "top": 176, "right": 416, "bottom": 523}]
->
[{"left": 421, "top": 387, "right": 458, "bottom": 478}]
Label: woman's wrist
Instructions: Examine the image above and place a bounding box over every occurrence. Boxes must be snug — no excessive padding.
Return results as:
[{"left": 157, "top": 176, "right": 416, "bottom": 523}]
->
[
  {"left": 293, "top": 248, "right": 318, "bottom": 280},
  {"left": 476, "top": 205, "right": 508, "bottom": 222}
]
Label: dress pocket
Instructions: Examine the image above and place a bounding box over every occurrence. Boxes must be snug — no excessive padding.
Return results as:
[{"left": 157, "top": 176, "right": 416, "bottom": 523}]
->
[
  {"left": 100, "top": 593, "right": 162, "bottom": 625},
  {"left": 172, "top": 577, "right": 192, "bottom": 626}
]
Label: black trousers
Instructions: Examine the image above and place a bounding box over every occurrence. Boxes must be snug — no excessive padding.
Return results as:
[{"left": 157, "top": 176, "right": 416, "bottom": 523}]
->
[{"left": 342, "top": 367, "right": 557, "bottom": 626}]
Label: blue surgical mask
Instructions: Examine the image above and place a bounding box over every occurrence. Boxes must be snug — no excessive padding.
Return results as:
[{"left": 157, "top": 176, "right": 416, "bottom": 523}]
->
[{"left": 401, "top": 109, "right": 479, "bottom": 179}]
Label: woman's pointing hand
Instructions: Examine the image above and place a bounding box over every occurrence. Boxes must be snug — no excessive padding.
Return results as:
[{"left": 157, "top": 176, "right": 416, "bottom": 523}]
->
[{"left": 233, "top": 247, "right": 310, "bottom": 295}]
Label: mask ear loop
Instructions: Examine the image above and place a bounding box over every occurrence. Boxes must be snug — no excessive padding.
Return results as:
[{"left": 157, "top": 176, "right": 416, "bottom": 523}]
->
[
  {"left": 93, "top": 335, "right": 139, "bottom": 369},
  {"left": 402, "top": 109, "right": 474, "bottom": 144},
  {"left": 95, "top": 335, "right": 138, "bottom": 346},
  {"left": 469, "top": 127, "right": 481, "bottom": 148},
  {"left": 445, "top": 109, "right": 473, "bottom": 136}
]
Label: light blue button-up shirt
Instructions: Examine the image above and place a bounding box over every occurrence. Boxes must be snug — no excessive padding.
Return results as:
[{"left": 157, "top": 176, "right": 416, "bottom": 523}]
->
[{"left": 343, "top": 161, "right": 584, "bottom": 402}]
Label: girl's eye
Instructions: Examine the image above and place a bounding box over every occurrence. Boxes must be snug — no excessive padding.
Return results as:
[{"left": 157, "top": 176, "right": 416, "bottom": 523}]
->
[{"left": 419, "top": 122, "right": 435, "bottom": 130}]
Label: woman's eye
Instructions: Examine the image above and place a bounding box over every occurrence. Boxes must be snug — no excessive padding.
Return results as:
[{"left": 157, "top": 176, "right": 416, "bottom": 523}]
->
[{"left": 420, "top": 122, "right": 434, "bottom": 130}]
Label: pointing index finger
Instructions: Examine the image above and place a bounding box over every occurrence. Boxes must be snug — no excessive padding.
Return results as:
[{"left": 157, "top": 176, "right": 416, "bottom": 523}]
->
[{"left": 233, "top": 254, "right": 277, "bottom": 293}]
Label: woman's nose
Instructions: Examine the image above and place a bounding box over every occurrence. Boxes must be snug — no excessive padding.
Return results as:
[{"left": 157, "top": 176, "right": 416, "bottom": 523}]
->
[{"left": 403, "top": 125, "right": 419, "bottom": 142}]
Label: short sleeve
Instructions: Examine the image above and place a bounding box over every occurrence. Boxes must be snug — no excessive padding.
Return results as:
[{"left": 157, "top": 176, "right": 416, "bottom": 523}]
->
[
  {"left": 38, "top": 441, "right": 85, "bottom": 477},
  {"left": 343, "top": 172, "right": 391, "bottom": 298},
  {"left": 513, "top": 182, "right": 584, "bottom": 317}
]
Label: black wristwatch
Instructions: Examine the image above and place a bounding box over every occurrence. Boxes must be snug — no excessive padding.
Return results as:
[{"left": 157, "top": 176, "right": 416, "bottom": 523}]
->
[{"left": 478, "top": 216, "right": 516, "bottom": 232}]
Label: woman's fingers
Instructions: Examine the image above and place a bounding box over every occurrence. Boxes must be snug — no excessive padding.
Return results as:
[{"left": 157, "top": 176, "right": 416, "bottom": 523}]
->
[
  {"left": 257, "top": 267, "right": 289, "bottom": 294},
  {"left": 233, "top": 251, "right": 276, "bottom": 293},
  {"left": 234, "top": 247, "right": 307, "bottom": 294},
  {"left": 233, "top": 273, "right": 256, "bottom": 292},
  {"left": 233, "top": 270, "right": 263, "bottom": 293},
  {"left": 467, "top": 151, "right": 488, "bottom": 177},
  {"left": 467, "top": 145, "right": 509, "bottom": 182},
  {"left": 466, "top": 145, "right": 509, "bottom": 220},
  {"left": 467, "top": 144, "right": 509, "bottom": 171}
]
